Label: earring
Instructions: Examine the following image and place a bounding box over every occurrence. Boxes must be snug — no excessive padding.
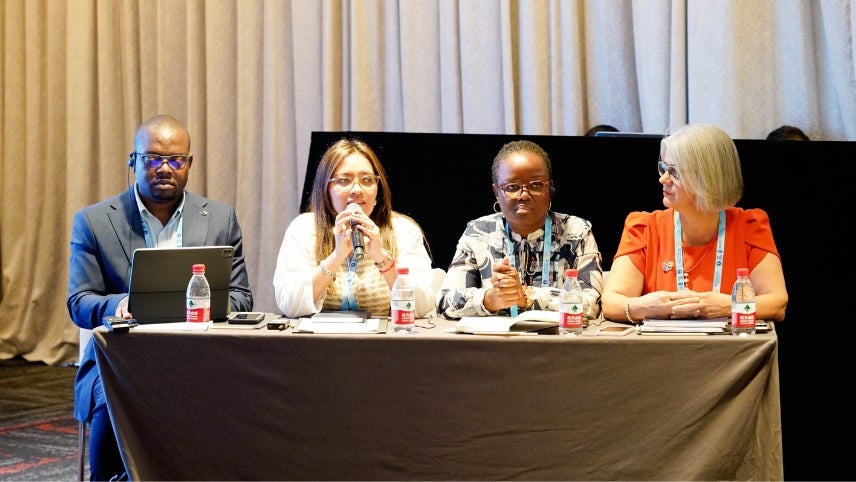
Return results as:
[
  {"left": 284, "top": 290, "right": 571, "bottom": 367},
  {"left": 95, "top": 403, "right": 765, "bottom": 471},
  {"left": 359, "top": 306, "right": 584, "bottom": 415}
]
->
[{"left": 493, "top": 201, "right": 501, "bottom": 213}]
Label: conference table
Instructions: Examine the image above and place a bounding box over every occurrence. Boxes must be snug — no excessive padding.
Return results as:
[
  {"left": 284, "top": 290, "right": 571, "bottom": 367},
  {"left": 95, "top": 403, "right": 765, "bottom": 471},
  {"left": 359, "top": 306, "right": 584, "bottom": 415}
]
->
[{"left": 93, "top": 316, "right": 782, "bottom": 481}]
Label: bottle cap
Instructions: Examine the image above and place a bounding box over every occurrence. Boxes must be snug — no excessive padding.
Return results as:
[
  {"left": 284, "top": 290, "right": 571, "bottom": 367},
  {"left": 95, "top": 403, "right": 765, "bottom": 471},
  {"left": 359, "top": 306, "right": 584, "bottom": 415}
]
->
[
  {"left": 192, "top": 264, "right": 206, "bottom": 274},
  {"left": 736, "top": 267, "right": 749, "bottom": 276},
  {"left": 396, "top": 266, "right": 409, "bottom": 275},
  {"left": 565, "top": 268, "right": 578, "bottom": 277}
]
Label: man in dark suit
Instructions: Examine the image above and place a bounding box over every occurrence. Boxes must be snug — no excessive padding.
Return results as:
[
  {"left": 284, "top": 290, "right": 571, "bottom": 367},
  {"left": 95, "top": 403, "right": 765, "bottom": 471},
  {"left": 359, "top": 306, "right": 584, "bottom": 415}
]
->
[{"left": 67, "top": 114, "right": 253, "bottom": 480}]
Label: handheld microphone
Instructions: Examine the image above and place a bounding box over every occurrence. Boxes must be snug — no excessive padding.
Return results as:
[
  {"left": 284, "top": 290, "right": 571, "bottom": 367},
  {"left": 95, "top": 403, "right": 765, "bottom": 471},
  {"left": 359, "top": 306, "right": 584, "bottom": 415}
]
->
[{"left": 347, "top": 203, "right": 365, "bottom": 260}]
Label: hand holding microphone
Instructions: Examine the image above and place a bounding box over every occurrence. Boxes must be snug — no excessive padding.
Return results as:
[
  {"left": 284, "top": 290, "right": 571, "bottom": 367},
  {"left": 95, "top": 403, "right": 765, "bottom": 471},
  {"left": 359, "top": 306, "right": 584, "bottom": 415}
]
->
[{"left": 346, "top": 202, "right": 365, "bottom": 260}]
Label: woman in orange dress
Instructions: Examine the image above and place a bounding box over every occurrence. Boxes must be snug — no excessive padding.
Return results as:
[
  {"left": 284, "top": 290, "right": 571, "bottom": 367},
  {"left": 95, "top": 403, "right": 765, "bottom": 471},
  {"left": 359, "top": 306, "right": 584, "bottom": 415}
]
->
[{"left": 602, "top": 123, "right": 788, "bottom": 324}]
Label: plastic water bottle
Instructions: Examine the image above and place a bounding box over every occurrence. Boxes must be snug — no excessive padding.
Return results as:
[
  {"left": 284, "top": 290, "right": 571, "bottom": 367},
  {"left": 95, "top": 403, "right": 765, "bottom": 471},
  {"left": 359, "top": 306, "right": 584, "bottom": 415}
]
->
[
  {"left": 559, "top": 268, "right": 585, "bottom": 336},
  {"left": 186, "top": 263, "right": 211, "bottom": 329},
  {"left": 731, "top": 267, "right": 756, "bottom": 337},
  {"left": 391, "top": 266, "right": 416, "bottom": 334}
]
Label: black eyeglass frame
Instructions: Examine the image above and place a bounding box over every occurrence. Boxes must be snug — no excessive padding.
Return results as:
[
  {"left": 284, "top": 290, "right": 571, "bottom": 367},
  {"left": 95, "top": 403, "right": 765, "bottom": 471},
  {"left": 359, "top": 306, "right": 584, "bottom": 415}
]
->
[
  {"left": 497, "top": 179, "right": 551, "bottom": 197},
  {"left": 134, "top": 152, "right": 191, "bottom": 170}
]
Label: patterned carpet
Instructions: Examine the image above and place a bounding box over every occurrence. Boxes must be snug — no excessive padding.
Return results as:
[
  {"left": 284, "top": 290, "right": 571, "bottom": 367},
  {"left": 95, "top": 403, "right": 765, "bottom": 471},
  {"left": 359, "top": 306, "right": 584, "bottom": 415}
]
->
[{"left": 0, "top": 358, "right": 83, "bottom": 481}]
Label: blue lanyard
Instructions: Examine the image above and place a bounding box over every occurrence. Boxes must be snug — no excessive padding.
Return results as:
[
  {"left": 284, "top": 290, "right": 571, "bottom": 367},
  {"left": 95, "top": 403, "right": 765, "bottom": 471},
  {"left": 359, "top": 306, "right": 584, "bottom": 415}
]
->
[
  {"left": 504, "top": 215, "right": 552, "bottom": 317},
  {"left": 340, "top": 256, "right": 359, "bottom": 310},
  {"left": 674, "top": 210, "right": 725, "bottom": 292}
]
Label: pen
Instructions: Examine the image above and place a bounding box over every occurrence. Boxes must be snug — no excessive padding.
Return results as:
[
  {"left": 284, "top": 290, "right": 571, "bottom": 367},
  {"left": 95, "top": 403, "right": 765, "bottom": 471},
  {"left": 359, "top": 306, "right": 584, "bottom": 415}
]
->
[{"left": 471, "top": 331, "right": 539, "bottom": 336}]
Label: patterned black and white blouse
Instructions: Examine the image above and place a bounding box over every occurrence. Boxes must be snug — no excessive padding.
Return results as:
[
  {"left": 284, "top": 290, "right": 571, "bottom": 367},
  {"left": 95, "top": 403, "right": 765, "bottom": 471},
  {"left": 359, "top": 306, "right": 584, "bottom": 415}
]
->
[{"left": 436, "top": 211, "right": 603, "bottom": 320}]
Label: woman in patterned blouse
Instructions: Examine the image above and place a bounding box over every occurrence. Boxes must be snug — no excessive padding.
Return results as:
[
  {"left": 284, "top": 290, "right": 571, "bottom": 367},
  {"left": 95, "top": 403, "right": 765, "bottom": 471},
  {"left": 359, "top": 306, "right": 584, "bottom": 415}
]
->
[{"left": 436, "top": 140, "right": 603, "bottom": 320}]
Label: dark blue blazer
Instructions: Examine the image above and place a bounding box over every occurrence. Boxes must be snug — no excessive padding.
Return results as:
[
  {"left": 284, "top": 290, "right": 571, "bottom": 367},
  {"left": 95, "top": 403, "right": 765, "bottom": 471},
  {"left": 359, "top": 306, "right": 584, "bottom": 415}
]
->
[{"left": 67, "top": 188, "right": 253, "bottom": 422}]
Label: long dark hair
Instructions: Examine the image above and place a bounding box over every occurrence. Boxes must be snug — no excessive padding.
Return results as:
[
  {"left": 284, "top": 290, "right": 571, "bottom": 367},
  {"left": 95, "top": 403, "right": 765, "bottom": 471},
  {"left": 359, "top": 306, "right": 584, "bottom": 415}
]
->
[{"left": 308, "top": 138, "right": 396, "bottom": 263}]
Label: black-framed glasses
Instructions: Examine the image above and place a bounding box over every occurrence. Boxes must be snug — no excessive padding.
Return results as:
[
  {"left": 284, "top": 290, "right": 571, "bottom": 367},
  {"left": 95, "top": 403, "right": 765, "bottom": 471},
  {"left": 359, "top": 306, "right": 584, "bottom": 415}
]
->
[
  {"left": 498, "top": 179, "right": 550, "bottom": 197},
  {"left": 328, "top": 175, "right": 379, "bottom": 189},
  {"left": 135, "top": 153, "right": 190, "bottom": 170},
  {"left": 657, "top": 160, "right": 680, "bottom": 181}
]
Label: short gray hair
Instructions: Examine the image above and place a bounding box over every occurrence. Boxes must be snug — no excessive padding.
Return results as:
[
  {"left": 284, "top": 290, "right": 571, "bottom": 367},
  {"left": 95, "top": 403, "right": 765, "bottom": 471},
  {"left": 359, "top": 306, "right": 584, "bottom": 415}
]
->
[{"left": 661, "top": 124, "right": 743, "bottom": 213}]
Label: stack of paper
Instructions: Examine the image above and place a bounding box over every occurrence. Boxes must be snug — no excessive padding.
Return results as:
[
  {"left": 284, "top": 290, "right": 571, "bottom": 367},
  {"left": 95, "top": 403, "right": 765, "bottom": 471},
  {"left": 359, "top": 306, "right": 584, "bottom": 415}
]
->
[
  {"left": 292, "top": 310, "right": 385, "bottom": 333},
  {"left": 308, "top": 310, "right": 370, "bottom": 322},
  {"left": 293, "top": 318, "right": 385, "bottom": 333},
  {"left": 640, "top": 317, "right": 729, "bottom": 335},
  {"left": 455, "top": 310, "right": 559, "bottom": 335}
]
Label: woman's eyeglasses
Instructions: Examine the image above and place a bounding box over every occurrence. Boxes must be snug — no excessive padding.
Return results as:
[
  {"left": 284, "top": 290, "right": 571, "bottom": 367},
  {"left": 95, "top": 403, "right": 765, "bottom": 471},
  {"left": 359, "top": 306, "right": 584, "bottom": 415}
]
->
[
  {"left": 328, "top": 175, "right": 379, "bottom": 189},
  {"left": 135, "top": 153, "right": 190, "bottom": 170},
  {"left": 657, "top": 160, "right": 680, "bottom": 181},
  {"left": 498, "top": 180, "right": 550, "bottom": 197}
]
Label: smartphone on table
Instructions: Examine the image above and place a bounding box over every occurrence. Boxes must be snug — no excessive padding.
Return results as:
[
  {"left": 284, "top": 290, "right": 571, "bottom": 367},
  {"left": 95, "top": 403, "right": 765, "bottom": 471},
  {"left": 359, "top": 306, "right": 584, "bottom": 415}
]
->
[{"left": 228, "top": 312, "right": 266, "bottom": 325}]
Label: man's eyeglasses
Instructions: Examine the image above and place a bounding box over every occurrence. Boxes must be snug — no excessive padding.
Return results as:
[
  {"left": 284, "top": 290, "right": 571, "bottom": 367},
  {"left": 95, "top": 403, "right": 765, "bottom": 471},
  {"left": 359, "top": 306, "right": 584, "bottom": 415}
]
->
[
  {"left": 498, "top": 180, "right": 550, "bottom": 197},
  {"left": 328, "top": 175, "right": 379, "bottom": 189},
  {"left": 135, "top": 153, "right": 190, "bottom": 170},
  {"left": 657, "top": 160, "right": 680, "bottom": 181}
]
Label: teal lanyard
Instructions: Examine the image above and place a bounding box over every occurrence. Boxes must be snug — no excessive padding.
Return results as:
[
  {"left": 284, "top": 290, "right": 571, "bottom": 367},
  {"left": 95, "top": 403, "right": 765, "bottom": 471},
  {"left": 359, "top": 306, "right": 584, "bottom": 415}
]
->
[
  {"left": 504, "top": 215, "right": 553, "bottom": 317},
  {"left": 341, "top": 256, "right": 359, "bottom": 310},
  {"left": 674, "top": 210, "right": 725, "bottom": 292}
]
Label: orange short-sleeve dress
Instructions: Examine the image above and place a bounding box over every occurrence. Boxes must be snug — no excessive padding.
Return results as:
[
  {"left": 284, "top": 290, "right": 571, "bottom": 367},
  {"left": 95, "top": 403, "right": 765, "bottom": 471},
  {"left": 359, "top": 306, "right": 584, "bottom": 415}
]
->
[{"left": 614, "top": 207, "right": 780, "bottom": 294}]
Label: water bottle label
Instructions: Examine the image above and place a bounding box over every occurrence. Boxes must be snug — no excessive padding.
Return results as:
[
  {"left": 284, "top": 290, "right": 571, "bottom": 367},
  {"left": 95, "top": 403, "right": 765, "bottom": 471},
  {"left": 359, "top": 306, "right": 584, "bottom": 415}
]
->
[
  {"left": 187, "top": 298, "right": 211, "bottom": 323},
  {"left": 731, "top": 302, "right": 756, "bottom": 328},
  {"left": 560, "top": 303, "right": 584, "bottom": 329},
  {"left": 391, "top": 299, "right": 415, "bottom": 325}
]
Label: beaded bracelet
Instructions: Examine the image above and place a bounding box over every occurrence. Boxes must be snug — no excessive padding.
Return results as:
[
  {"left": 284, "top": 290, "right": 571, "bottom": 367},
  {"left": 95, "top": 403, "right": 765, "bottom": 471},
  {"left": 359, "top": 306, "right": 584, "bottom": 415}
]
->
[
  {"left": 319, "top": 263, "right": 337, "bottom": 279},
  {"left": 375, "top": 254, "right": 395, "bottom": 273},
  {"left": 374, "top": 254, "right": 392, "bottom": 269},
  {"left": 625, "top": 300, "right": 638, "bottom": 324},
  {"left": 379, "top": 258, "right": 397, "bottom": 274}
]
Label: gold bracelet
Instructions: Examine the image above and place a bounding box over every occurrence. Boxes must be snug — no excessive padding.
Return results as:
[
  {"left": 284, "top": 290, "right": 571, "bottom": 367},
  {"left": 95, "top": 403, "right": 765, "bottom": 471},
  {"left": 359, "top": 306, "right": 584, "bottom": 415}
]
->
[
  {"left": 319, "top": 263, "right": 337, "bottom": 279},
  {"left": 524, "top": 286, "right": 537, "bottom": 309},
  {"left": 625, "top": 300, "right": 638, "bottom": 324}
]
